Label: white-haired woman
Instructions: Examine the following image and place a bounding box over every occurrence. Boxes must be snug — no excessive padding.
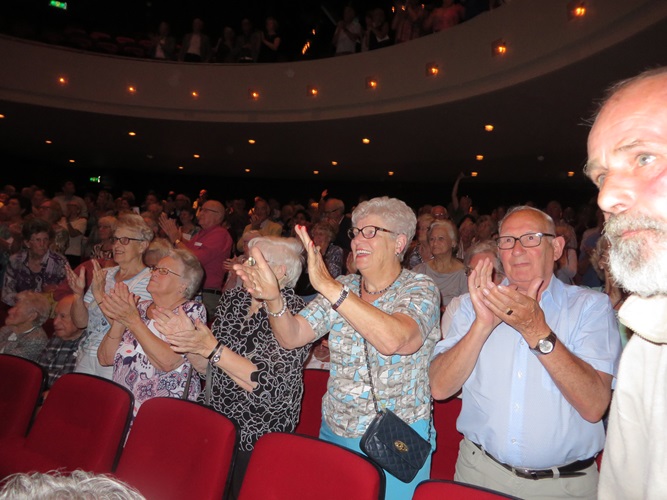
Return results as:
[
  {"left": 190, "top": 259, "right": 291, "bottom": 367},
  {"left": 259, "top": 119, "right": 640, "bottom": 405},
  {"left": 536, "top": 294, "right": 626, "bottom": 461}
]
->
[
  {"left": 234, "top": 197, "right": 440, "bottom": 500},
  {"left": 413, "top": 219, "right": 468, "bottom": 310},
  {"left": 0, "top": 291, "right": 51, "bottom": 361},
  {"left": 67, "top": 214, "right": 154, "bottom": 379},
  {"left": 155, "top": 236, "right": 310, "bottom": 498},
  {"left": 97, "top": 248, "right": 206, "bottom": 419}
]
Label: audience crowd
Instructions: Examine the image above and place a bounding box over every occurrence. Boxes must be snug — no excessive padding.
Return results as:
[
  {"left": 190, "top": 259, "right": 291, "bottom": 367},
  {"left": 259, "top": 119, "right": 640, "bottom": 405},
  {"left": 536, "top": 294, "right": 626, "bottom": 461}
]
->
[{"left": 4, "top": 0, "right": 504, "bottom": 63}]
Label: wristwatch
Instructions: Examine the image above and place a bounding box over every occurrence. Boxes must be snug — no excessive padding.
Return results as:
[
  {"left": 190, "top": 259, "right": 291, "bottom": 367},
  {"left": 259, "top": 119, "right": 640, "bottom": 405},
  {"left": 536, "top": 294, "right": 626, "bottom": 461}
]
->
[{"left": 531, "top": 331, "right": 557, "bottom": 355}]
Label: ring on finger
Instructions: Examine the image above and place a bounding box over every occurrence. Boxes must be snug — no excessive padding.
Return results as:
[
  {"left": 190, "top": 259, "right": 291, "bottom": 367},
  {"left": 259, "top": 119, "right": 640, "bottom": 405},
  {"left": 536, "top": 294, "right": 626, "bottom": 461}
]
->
[{"left": 247, "top": 256, "right": 256, "bottom": 266}]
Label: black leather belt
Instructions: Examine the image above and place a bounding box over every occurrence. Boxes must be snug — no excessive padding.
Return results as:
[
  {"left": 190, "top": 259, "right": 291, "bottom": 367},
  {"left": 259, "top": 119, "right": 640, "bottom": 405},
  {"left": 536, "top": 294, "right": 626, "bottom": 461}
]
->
[
  {"left": 202, "top": 288, "right": 222, "bottom": 295},
  {"left": 472, "top": 442, "right": 595, "bottom": 480}
]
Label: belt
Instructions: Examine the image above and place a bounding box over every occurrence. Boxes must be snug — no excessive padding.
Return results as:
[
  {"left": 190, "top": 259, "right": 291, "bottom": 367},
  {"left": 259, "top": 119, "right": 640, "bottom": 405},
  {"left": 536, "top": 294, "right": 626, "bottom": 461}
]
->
[
  {"left": 202, "top": 288, "right": 222, "bottom": 295},
  {"left": 472, "top": 442, "right": 595, "bottom": 480}
]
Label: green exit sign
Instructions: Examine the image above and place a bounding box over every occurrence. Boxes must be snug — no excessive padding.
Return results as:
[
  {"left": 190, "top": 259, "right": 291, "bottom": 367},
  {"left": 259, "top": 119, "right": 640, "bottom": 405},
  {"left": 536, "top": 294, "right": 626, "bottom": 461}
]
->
[
  {"left": 49, "top": 1, "right": 68, "bottom": 10},
  {"left": 89, "top": 176, "right": 101, "bottom": 183}
]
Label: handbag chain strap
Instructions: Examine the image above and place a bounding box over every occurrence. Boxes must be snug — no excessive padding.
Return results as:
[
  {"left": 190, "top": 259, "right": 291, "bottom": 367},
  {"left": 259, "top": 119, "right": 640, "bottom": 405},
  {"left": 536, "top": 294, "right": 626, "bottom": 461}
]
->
[{"left": 362, "top": 339, "right": 433, "bottom": 443}]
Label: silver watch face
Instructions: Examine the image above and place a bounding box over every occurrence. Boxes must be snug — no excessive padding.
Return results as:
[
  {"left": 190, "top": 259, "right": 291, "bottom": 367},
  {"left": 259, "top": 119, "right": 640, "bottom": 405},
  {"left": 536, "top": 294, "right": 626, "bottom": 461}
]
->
[{"left": 538, "top": 338, "right": 554, "bottom": 354}]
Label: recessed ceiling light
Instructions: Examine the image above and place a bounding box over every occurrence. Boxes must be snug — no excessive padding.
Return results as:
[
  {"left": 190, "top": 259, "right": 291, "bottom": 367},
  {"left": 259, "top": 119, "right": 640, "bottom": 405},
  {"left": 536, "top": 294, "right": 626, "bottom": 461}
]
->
[
  {"left": 476, "top": 155, "right": 484, "bottom": 161},
  {"left": 331, "top": 161, "right": 338, "bottom": 166},
  {"left": 426, "top": 63, "right": 439, "bottom": 77},
  {"left": 307, "top": 85, "right": 318, "bottom": 97},
  {"left": 471, "top": 172, "right": 479, "bottom": 177},
  {"left": 191, "top": 91, "right": 199, "bottom": 98},
  {"left": 492, "top": 39, "right": 507, "bottom": 56},
  {"left": 193, "top": 154, "right": 200, "bottom": 159},
  {"left": 484, "top": 124, "right": 494, "bottom": 132},
  {"left": 366, "top": 77, "right": 378, "bottom": 90},
  {"left": 58, "top": 76, "right": 67, "bottom": 85},
  {"left": 245, "top": 168, "right": 251, "bottom": 173},
  {"left": 127, "top": 85, "right": 137, "bottom": 94},
  {"left": 567, "top": 1, "right": 586, "bottom": 19},
  {"left": 567, "top": 171, "right": 575, "bottom": 177},
  {"left": 45, "top": 140, "right": 52, "bottom": 144},
  {"left": 362, "top": 138, "right": 371, "bottom": 144},
  {"left": 178, "top": 165, "right": 184, "bottom": 170},
  {"left": 0, "top": 114, "right": 5, "bottom": 119},
  {"left": 249, "top": 90, "right": 260, "bottom": 101},
  {"left": 388, "top": 171, "right": 395, "bottom": 176},
  {"left": 128, "top": 131, "right": 136, "bottom": 136},
  {"left": 248, "top": 139, "right": 256, "bottom": 145},
  {"left": 313, "top": 170, "right": 319, "bottom": 175},
  {"left": 69, "top": 159, "right": 75, "bottom": 163}
]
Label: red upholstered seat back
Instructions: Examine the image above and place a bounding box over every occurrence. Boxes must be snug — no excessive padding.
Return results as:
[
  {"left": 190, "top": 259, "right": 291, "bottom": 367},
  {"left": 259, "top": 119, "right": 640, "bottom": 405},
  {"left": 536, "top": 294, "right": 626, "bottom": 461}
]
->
[
  {"left": 430, "top": 396, "right": 463, "bottom": 480},
  {"left": 294, "top": 368, "right": 329, "bottom": 437},
  {"left": 115, "top": 398, "right": 237, "bottom": 500},
  {"left": 0, "top": 354, "right": 45, "bottom": 439},
  {"left": 239, "top": 432, "right": 385, "bottom": 500},
  {"left": 414, "top": 479, "right": 519, "bottom": 499},
  {"left": 23, "top": 373, "right": 132, "bottom": 473}
]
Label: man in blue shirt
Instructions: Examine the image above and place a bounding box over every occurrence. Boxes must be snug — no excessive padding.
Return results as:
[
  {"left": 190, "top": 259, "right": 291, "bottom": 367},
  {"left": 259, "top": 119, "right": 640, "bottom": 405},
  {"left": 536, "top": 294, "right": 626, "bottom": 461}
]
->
[{"left": 430, "top": 206, "right": 621, "bottom": 499}]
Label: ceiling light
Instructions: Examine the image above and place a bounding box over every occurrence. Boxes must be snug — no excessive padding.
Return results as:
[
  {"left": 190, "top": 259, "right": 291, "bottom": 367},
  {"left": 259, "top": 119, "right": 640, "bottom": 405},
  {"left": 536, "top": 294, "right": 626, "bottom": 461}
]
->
[
  {"left": 426, "top": 63, "right": 439, "bottom": 77},
  {"left": 248, "top": 139, "right": 256, "bottom": 145},
  {"left": 366, "top": 77, "right": 378, "bottom": 90},
  {"left": 471, "top": 172, "right": 478, "bottom": 177},
  {"left": 567, "top": 171, "right": 575, "bottom": 177},
  {"left": 58, "top": 76, "right": 67, "bottom": 85},
  {"left": 245, "top": 168, "right": 251, "bottom": 173},
  {"left": 178, "top": 165, "right": 184, "bottom": 170},
  {"left": 191, "top": 91, "right": 199, "bottom": 98},
  {"left": 45, "top": 140, "right": 52, "bottom": 144},
  {"left": 331, "top": 161, "right": 338, "bottom": 166},
  {"left": 128, "top": 131, "right": 136, "bottom": 136},
  {"left": 69, "top": 159, "right": 75, "bottom": 163},
  {"left": 127, "top": 85, "right": 137, "bottom": 94},
  {"left": 313, "top": 170, "right": 319, "bottom": 175},
  {"left": 307, "top": 85, "right": 319, "bottom": 97},
  {"left": 476, "top": 155, "right": 484, "bottom": 161},
  {"left": 362, "top": 138, "right": 371, "bottom": 145},
  {"left": 193, "top": 154, "right": 200, "bottom": 159},
  {"left": 567, "top": 1, "right": 586, "bottom": 19},
  {"left": 388, "top": 171, "right": 395, "bottom": 176},
  {"left": 249, "top": 89, "right": 260, "bottom": 101},
  {"left": 492, "top": 39, "right": 507, "bottom": 56},
  {"left": 484, "top": 124, "right": 494, "bottom": 132},
  {"left": 0, "top": 114, "right": 5, "bottom": 119}
]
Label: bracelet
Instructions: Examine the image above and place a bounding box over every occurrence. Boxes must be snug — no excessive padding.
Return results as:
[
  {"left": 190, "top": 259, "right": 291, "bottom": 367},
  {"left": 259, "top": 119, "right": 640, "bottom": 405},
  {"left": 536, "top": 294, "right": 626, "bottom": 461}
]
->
[
  {"left": 332, "top": 285, "right": 349, "bottom": 311},
  {"left": 207, "top": 340, "right": 223, "bottom": 360},
  {"left": 264, "top": 294, "right": 288, "bottom": 318},
  {"left": 209, "top": 343, "right": 225, "bottom": 365}
]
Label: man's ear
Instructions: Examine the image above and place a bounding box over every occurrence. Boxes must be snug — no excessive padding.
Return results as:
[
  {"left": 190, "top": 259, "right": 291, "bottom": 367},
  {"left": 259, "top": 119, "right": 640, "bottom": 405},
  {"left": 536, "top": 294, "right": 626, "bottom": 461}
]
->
[{"left": 552, "top": 235, "right": 565, "bottom": 261}]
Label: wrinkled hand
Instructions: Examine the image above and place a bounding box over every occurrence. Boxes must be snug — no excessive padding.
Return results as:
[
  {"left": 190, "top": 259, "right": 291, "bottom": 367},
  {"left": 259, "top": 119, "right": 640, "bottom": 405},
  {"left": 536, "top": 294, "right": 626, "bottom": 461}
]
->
[
  {"left": 233, "top": 246, "right": 280, "bottom": 302},
  {"left": 100, "top": 282, "right": 140, "bottom": 327},
  {"left": 468, "top": 258, "right": 501, "bottom": 333},
  {"left": 158, "top": 213, "right": 181, "bottom": 242},
  {"left": 154, "top": 306, "right": 216, "bottom": 357},
  {"left": 90, "top": 260, "right": 108, "bottom": 302},
  {"left": 481, "top": 277, "right": 548, "bottom": 348},
  {"left": 295, "top": 224, "right": 335, "bottom": 294},
  {"left": 66, "top": 264, "right": 86, "bottom": 296}
]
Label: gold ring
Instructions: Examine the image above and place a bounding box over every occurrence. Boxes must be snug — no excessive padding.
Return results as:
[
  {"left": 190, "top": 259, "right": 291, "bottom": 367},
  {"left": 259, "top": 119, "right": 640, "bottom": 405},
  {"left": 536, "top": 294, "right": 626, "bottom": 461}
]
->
[{"left": 506, "top": 308, "right": 513, "bottom": 316}]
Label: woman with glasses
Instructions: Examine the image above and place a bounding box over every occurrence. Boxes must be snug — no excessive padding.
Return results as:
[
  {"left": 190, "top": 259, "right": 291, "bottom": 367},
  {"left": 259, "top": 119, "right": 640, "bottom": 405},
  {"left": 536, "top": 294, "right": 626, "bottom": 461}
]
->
[
  {"left": 96, "top": 249, "right": 205, "bottom": 420},
  {"left": 413, "top": 220, "right": 468, "bottom": 311},
  {"left": 233, "top": 197, "right": 440, "bottom": 500},
  {"left": 154, "top": 237, "right": 309, "bottom": 498},
  {"left": 67, "top": 214, "right": 154, "bottom": 379}
]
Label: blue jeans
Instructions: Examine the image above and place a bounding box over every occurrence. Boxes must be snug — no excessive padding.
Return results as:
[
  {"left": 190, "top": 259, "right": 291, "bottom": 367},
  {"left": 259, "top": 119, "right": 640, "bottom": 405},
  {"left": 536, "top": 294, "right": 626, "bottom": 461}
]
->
[{"left": 320, "top": 418, "right": 434, "bottom": 500}]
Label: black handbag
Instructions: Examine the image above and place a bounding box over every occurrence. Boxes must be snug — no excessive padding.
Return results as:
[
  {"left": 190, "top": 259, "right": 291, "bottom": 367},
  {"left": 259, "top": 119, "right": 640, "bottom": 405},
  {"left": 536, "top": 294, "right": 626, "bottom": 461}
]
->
[{"left": 359, "top": 340, "right": 432, "bottom": 483}]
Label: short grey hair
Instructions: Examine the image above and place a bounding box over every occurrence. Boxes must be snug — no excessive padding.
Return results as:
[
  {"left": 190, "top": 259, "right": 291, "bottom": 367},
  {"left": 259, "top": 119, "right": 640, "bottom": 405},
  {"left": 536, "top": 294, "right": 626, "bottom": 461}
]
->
[
  {"left": 0, "top": 470, "right": 146, "bottom": 500},
  {"left": 144, "top": 237, "right": 174, "bottom": 268},
  {"left": 499, "top": 206, "right": 555, "bottom": 235},
  {"left": 428, "top": 219, "right": 458, "bottom": 248},
  {"left": 464, "top": 240, "right": 504, "bottom": 276},
  {"left": 116, "top": 213, "right": 154, "bottom": 244},
  {"left": 97, "top": 215, "right": 118, "bottom": 231},
  {"left": 249, "top": 236, "right": 304, "bottom": 289},
  {"left": 351, "top": 197, "right": 416, "bottom": 260},
  {"left": 15, "top": 291, "right": 51, "bottom": 327},
  {"left": 171, "top": 248, "right": 204, "bottom": 299}
]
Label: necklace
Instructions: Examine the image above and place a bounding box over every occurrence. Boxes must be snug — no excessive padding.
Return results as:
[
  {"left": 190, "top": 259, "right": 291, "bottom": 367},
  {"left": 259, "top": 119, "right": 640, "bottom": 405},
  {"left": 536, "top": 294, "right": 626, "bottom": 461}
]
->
[{"left": 362, "top": 269, "right": 402, "bottom": 296}]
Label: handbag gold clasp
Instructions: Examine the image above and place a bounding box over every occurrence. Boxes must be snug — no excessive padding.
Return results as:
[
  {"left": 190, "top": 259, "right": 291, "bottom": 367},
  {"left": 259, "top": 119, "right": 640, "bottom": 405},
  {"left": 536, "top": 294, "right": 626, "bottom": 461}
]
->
[{"left": 394, "top": 440, "right": 409, "bottom": 453}]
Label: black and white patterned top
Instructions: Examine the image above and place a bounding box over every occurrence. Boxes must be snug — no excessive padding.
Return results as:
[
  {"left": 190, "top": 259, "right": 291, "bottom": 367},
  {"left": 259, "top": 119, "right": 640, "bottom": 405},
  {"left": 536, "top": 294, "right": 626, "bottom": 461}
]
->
[{"left": 198, "top": 287, "right": 310, "bottom": 451}]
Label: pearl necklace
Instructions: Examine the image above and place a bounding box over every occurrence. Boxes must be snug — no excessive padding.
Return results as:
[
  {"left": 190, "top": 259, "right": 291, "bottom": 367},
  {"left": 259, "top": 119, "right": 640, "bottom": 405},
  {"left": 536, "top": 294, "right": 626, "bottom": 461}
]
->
[{"left": 362, "top": 269, "right": 403, "bottom": 296}]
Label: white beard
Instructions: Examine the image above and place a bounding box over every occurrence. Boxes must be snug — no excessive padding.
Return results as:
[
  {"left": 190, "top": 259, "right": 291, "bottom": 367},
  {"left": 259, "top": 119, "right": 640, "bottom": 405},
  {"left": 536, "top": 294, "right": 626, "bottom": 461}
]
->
[{"left": 604, "top": 213, "right": 667, "bottom": 297}]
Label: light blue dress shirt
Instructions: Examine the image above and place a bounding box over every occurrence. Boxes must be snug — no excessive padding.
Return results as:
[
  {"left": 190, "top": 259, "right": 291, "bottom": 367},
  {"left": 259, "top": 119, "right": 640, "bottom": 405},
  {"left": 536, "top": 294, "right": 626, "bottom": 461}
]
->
[{"left": 433, "top": 276, "right": 621, "bottom": 469}]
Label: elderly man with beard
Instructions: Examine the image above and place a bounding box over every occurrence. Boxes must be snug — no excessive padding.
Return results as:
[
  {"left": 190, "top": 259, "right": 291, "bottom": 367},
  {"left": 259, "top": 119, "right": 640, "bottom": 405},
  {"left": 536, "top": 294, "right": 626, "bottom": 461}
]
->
[{"left": 585, "top": 66, "right": 667, "bottom": 499}]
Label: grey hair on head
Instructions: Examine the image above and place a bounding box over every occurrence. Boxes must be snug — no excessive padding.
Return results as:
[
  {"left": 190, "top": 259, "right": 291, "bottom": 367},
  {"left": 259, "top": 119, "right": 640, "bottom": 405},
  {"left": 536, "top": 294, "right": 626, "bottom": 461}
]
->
[
  {"left": 248, "top": 236, "right": 304, "bottom": 289},
  {"left": 499, "top": 206, "right": 555, "bottom": 235},
  {"left": 351, "top": 196, "right": 416, "bottom": 261}
]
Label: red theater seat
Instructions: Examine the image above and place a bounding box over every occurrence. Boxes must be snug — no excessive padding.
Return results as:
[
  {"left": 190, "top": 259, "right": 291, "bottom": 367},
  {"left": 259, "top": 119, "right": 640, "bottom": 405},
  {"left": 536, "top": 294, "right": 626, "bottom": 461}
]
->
[{"left": 0, "top": 354, "right": 45, "bottom": 440}]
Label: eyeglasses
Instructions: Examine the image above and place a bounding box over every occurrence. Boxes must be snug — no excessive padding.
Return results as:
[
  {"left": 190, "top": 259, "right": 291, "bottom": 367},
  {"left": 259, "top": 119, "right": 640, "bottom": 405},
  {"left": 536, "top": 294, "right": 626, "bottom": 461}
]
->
[
  {"left": 347, "top": 225, "right": 395, "bottom": 240},
  {"left": 495, "top": 232, "right": 555, "bottom": 250},
  {"left": 150, "top": 266, "right": 182, "bottom": 277},
  {"left": 111, "top": 236, "right": 144, "bottom": 245}
]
